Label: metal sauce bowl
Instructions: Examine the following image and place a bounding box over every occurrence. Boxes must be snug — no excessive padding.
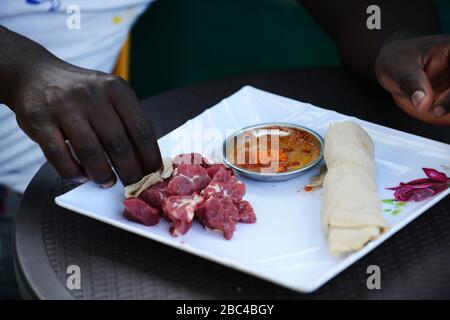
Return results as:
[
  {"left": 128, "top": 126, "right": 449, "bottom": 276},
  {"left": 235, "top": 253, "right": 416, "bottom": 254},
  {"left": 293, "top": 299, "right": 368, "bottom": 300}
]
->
[{"left": 222, "top": 123, "right": 324, "bottom": 182}]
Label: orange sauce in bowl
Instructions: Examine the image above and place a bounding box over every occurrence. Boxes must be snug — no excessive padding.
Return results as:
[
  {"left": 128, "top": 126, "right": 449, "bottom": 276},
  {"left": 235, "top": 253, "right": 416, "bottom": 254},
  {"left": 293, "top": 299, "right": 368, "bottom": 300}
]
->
[{"left": 226, "top": 125, "right": 321, "bottom": 174}]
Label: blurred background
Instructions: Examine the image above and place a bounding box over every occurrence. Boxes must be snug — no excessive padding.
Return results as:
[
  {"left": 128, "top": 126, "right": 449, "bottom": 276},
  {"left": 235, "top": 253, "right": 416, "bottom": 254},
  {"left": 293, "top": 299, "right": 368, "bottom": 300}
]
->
[{"left": 129, "top": 0, "right": 450, "bottom": 99}]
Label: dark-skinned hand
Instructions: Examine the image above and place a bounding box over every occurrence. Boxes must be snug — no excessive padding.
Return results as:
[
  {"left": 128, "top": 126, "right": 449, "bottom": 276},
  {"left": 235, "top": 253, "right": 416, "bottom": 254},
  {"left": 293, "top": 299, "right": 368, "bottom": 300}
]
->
[
  {"left": 376, "top": 35, "right": 450, "bottom": 126},
  {"left": 9, "top": 61, "right": 162, "bottom": 187}
]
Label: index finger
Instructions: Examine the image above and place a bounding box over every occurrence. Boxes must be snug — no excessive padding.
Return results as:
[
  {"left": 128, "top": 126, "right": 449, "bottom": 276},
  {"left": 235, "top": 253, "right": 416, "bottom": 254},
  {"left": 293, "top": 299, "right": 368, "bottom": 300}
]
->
[{"left": 107, "top": 77, "right": 162, "bottom": 174}]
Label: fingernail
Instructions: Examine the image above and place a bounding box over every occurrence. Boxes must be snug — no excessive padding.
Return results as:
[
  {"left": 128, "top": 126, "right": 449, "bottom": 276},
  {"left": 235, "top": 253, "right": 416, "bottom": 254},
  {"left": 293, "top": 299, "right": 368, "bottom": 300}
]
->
[
  {"left": 432, "top": 105, "right": 446, "bottom": 117},
  {"left": 77, "top": 176, "right": 89, "bottom": 183},
  {"left": 411, "top": 90, "right": 425, "bottom": 108},
  {"left": 69, "top": 176, "right": 89, "bottom": 184},
  {"left": 100, "top": 180, "right": 116, "bottom": 188}
]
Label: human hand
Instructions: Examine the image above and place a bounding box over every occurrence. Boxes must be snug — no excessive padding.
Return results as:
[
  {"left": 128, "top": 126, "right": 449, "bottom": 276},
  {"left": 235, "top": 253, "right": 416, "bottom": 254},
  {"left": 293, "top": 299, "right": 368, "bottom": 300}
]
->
[
  {"left": 376, "top": 35, "right": 450, "bottom": 125},
  {"left": 9, "top": 61, "right": 162, "bottom": 187}
]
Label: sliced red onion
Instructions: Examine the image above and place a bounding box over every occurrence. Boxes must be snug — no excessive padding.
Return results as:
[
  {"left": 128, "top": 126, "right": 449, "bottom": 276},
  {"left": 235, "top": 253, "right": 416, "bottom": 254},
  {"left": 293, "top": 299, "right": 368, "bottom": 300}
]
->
[
  {"left": 393, "top": 188, "right": 434, "bottom": 202},
  {"left": 401, "top": 182, "right": 436, "bottom": 189},
  {"left": 387, "top": 181, "right": 436, "bottom": 190},
  {"left": 423, "top": 168, "right": 448, "bottom": 183},
  {"left": 400, "top": 178, "right": 435, "bottom": 186},
  {"left": 386, "top": 168, "right": 449, "bottom": 202},
  {"left": 431, "top": 182, "right": 449, "bottom": 194}
]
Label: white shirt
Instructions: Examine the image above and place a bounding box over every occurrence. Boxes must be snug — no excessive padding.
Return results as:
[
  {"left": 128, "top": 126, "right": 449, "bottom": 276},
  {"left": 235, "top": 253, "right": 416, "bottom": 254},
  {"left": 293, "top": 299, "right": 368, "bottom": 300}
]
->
[{"left": 0, "top": 0, "right": 153, "bottom": 192}]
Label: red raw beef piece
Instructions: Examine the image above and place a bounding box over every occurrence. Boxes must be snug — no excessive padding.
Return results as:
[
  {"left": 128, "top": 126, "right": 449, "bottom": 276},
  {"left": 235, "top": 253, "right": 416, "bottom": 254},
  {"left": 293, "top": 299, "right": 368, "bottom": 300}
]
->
[
  {"left": 167, "top": 164, "right": 210, "bottom": 195},
  {"left": 122, "top": 153, "right": 256, "bottom": 240},
  {"left": 163, "top": 194, "right": 204, "bottom": 236},
  {"left": 139, "top": 180, "right": 169, "bottom": 210},
  {"left": 172, "top": 153, "right": 210, "bottom": 167},
  {"left": 211, "top": 166, "right": 233, "bottom": 181},
  {"left": 202, "top": 167, "right": 245, "bottom": 200},
  {"left": 206, "top": 163, "right": 233, "bottom": 179},
  {"left": 195, "top": 196, "right": 238, "bottom": 240},
  {"left": 123, "top": 198, "right": 160, "bottom": 226},
  {"left": 235, "top": 200, "right": 256, "bottom": 223}
]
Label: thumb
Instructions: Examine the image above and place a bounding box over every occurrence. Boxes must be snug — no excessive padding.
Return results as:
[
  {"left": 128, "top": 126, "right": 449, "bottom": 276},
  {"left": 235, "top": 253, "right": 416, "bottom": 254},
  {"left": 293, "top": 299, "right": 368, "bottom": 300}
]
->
[
  {"left": 395, "top": 69, "right": 434, "bottom": 111},
  {"left": 376, "top": 50, "right": 434, "bottom": 111}
]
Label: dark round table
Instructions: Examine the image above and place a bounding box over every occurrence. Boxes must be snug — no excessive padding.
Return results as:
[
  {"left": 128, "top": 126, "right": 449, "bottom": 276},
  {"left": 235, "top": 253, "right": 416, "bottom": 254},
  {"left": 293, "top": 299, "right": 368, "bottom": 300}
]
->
[{"left": 13, "top": 68, "right": 450, "bottom": 300}]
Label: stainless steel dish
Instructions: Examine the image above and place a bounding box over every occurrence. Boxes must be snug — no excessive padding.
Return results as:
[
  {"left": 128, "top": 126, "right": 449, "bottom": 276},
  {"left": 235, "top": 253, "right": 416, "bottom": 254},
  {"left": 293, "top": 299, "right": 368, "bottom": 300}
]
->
[{"left": 222, "top": 123, "right": 324, "bottom": 182}]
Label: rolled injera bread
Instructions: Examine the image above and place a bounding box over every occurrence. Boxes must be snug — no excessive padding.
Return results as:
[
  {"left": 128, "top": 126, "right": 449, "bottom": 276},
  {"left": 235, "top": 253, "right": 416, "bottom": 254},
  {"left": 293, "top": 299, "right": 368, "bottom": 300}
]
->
[{"left": 321, "top": 121, "right": 388, "bottom": 254}]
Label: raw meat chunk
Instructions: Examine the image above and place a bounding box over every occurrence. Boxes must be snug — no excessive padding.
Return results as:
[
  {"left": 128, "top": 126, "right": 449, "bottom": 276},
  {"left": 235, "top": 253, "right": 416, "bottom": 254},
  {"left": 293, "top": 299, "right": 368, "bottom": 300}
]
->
[
  {"left": 139, "top": 180, "right": 172, "bottom": 222},
  {"left": 122, "top": 153, "right": 256, "bottom": 240},
  {"left": 235, "top": 200, "right": 256, "bottom": 223},
  {"left": 195, "top": 196, "right": 238, "bottom": 240},
  {"left": 123, "top": 198, "right": 160, "bottom": 226},
  {"left": 211, "top": 166, "right": 233, "bottom": 181},
  {"left": 173, "top": 153, "right": 210, "bottom": 167},
  {"left": 202, "top": 167, "right": 245, "bottom": 200},
  {"left": 163, "top": 194, "right": 204, "bottom": 236},
  {"left": 206, "top": 163, "right": 233, "bottom": 178},
  {"left": 139, "top": 180, "right": 169, "bottom": 210},
  {"left": 167, "top": 164, "right": 210, "bottom": 195}
]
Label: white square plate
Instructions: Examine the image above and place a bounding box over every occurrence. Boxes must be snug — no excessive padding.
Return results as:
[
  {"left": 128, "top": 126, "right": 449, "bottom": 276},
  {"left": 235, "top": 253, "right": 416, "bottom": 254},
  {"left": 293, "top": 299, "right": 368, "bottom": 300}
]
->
[{"left": 55, "top": 86, "right": 450, "bottom": 293}]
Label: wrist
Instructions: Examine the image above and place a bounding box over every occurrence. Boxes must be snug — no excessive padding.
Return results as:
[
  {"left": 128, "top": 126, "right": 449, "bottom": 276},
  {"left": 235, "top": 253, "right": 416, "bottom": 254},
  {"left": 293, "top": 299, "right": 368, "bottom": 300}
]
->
[{"left": 0, "top": 26, "right": 58, "bottom": 108}]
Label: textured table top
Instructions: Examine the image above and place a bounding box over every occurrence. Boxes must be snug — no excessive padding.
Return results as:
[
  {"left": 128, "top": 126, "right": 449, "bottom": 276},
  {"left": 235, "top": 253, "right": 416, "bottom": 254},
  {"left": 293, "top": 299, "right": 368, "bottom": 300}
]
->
[{"left": 13, "top": 68, "right": 450, "bottom": 299}]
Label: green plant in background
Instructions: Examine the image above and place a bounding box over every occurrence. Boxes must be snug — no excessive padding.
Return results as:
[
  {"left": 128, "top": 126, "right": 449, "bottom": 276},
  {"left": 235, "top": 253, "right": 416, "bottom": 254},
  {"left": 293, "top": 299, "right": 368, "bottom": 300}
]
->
[{"left": 130, "top": 0, "right": 450, "bottom": 99}]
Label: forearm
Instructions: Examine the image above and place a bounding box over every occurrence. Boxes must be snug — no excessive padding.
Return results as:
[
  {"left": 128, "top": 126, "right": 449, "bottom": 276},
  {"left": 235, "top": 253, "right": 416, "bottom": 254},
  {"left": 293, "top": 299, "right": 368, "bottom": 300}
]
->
[
  {"left": 0, "top": 25, "right": 61, "bottom": 106},
  {"left": 299, "top": 0, "right": 440, "bottom": 82}
]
